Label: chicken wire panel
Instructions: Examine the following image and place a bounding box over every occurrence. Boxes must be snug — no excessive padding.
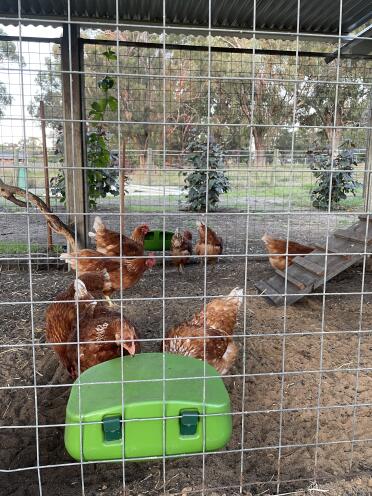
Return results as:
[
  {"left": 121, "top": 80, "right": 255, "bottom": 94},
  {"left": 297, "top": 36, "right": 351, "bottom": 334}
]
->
[
  {"left": 80, "top": 38, "right": 371, "bottom": 254},
  {"left": 1, "top": 36, "right": 370, "bottom": 256},
  {"left": 0, "top": 37, "right": 65, "bottom": 269},
  {"left": 0, "top": 0, "right": 372, "bottom": 495}
]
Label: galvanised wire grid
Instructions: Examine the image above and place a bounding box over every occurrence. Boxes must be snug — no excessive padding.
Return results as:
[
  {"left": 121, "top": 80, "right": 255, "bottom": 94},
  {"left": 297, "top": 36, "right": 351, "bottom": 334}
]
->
[{"left": 0, "top": 0, "right": 372, "bottom": 495}]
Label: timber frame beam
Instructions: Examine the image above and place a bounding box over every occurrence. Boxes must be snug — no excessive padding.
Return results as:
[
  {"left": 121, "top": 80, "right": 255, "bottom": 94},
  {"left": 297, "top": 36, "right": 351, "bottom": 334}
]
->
[
  {"left": 61, "top": 23, "right": 87, "bottom": 249},
  {"left": 363, "top": 88, "right": 372, "bottom": 214}
]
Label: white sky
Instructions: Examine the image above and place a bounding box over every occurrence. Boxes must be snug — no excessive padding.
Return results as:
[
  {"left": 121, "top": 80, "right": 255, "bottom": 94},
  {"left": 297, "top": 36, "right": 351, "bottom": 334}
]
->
[{"left": 0, "top": 25, "right": 62, "bottom": 146}]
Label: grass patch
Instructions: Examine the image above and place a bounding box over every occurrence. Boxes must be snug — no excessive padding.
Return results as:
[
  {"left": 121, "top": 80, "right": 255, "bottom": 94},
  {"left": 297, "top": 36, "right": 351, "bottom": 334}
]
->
[
  {"left": 0, "top": 241, "right": 41, "bottom": 255},
  {"left": 1, "top": 167, "right": 364, "bottom": 216},
  {"left": 0, "top": 241, "right": 64, "bottom": 255},
  {"left": 337, "top": 192, "right": 364, "bottom": 210},
  {"left": 125, "top": 204, "right": 177, "bottom": 213}
]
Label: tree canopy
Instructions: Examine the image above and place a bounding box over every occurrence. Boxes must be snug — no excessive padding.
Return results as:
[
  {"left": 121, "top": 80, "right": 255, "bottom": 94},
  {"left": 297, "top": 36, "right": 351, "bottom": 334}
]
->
[
  {"left": 0, "top": 27, "right": 21, "bottom": 119},
  {"left": 28, "top": 31, "right": 370, "bottom": 163}
]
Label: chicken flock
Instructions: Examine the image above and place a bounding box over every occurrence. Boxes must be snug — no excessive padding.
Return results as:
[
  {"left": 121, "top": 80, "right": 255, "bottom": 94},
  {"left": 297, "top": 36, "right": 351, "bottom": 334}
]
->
[{"left": 45, "top": 216, "right": 312, "bottom": 380}]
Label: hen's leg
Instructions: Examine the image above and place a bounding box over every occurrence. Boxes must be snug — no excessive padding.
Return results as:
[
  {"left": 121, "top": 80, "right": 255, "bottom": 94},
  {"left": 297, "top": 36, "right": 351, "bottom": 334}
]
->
[{"left": 104, "top": 294, "right": 116, "bottom": 307}]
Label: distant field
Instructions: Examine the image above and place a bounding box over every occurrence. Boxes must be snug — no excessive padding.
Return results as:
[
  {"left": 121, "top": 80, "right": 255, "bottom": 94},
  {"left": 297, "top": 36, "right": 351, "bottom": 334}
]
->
[{"left": 1, "top": 158, "right": 365, "bottom": 214}]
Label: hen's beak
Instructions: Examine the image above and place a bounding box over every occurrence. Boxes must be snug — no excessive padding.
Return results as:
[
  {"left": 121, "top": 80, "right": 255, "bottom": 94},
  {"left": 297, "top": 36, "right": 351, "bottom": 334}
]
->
[{"left": 124, "top": 342, "right": 136, "bottom": 356}]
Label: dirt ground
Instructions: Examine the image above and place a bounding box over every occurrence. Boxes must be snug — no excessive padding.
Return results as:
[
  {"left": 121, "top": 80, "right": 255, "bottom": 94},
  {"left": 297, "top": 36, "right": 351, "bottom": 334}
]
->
[
  {"left": 0, "top": 203, "right": 360, "bottom": 260},
  {"left": 0, "top": 255, "right": 371, "bottom": 495}
]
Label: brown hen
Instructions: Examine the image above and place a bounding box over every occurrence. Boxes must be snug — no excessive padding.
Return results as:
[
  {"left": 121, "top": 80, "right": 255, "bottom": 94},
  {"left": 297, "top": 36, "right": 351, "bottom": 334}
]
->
[
  {"left": 194, "top": 221, "right": 223, "bottom": 264},
  {"left": 45, "top": 271, "right": 111, "bottom": 376},
  {"left": 65, "top": 282, "right": 141, "bottom": 379},
  {"left": 60, "top": 249, "right": 156, "bottom": 301},
  {"left": 170, "top": 228, "right": 193, "bottom": 273},
  {"left": 89, "top": 216, "right": 149, "bottom": 257},
  {"left": 261, "top": 233, "right": 314, "bottom": 271},
  {"left": 163, "top": 287, "right": 243, "bottom": 375}
]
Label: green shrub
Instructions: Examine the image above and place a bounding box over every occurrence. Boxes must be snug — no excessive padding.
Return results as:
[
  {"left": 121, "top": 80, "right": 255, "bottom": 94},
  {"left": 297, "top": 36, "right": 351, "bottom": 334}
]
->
[
  {"left": 183, "top": 133, "right": 230, "bottom": 212},
  {"left": 308, "top": 143, "right": 360, "bottom": 210}
]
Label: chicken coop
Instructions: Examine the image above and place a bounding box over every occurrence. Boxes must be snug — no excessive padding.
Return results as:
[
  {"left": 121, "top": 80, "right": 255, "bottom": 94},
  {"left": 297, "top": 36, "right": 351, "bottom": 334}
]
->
[{"left": 0, "top": 1, "right": 372, "bottom": 495}]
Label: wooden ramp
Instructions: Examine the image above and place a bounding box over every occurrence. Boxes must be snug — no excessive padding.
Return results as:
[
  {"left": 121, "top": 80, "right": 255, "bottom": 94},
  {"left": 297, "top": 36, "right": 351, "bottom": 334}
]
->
[{"left": 255, "top": 215, "right": 372, "bottom": 305}]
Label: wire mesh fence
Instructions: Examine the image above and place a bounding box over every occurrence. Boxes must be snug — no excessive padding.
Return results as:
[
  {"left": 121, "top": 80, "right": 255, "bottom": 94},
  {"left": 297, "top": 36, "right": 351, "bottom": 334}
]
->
[{"left": 0, "top": 1, "right": 372, "bottom": 495}]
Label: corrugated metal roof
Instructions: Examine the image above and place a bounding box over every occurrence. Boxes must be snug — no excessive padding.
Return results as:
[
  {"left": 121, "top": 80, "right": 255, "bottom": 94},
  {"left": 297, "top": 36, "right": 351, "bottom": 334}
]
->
[
  {"left": 0, "top": 0, "right": 370, "bottom": 36},
  {"left": 325, "top": 24, "right": 372, "bottom": 62}
]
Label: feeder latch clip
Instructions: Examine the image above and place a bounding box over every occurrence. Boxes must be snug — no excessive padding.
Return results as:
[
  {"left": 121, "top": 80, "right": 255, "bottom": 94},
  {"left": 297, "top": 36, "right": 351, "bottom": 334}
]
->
[
  {"left": 102, "top": 416, "right": 122, "bottom": 442},
  {"left": 180, "top": 410, "right": 199, "bottom": 436}
]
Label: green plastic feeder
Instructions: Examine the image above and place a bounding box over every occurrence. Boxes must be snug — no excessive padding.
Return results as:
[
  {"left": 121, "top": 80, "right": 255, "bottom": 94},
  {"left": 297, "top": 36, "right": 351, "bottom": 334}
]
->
[
  {"left": 144, "top": 230, "right": 174, "bottom": 251},
  {"left": 64, "top": 353, "right": 232, "bottom": 461}
]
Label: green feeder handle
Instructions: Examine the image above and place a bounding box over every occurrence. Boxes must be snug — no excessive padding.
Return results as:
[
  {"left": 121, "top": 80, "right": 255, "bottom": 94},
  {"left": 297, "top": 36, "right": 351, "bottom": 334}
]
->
[{"left": 144, "top": 230, "right": 174, "bottom": 251}]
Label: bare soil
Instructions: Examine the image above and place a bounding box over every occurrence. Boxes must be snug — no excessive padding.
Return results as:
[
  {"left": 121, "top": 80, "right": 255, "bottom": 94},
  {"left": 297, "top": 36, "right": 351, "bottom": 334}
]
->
[
  {"left": 0, "top": 256, "right": 371, "bottom": 495},
  {"left": 0, "top": 203, "right": 360, "bottom": 259}
]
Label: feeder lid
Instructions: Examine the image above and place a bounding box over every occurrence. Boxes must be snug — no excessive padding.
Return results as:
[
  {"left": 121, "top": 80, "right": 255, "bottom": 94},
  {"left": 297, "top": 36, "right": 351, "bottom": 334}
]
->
[{"left": 66, "top": 353, "right": 229, "bottom": 423}]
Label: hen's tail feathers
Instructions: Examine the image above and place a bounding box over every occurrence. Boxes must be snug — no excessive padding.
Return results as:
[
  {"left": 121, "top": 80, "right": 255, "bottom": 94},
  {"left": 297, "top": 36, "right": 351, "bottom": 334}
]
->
[
  {"left": 261, "top": 232, "right": 272, "bottom": 243},
  {"left": 196, "top": 220, "right": 204, "bottom": 228},
  {"left": 217, "top": 341, "right": 239, "bottom": 375},
  {"left": 60, "top": 252, "right": 76, "bottom": 269},
  {"left": 74, "top": 279, "right": 89, "bottom": 299},
  {"left": 227, "top": 287, "right": 244, "bottom": 306},
  {"left": 93, "top": 216, "right": 105, "bottom": 233},
  {"left": 60, "top": 252, "right": 72, "bottom": 263},
  {"left": 101, "top": 268, "right": 112, "bottom": 292},
  {"left": 88, "top": 231, "right": 96, "bottom": 239},
  {"left": 74, "top": 280, "right": 97, "bottom": 317}
]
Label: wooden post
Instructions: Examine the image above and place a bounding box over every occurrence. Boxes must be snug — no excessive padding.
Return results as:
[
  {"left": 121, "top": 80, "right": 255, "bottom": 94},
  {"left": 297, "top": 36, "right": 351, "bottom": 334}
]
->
[
  {"left": 13, "top": 148, "right": 18, "bottom": 185},
  {"left": 272, "top": 148, "right": 280, "bottom": 186},
  {"left": 39, "top": 101, "right": 53, "bottom": 251},
  {"left": 363, "top": 90, "right": 372, "bottom": 271},
  {"left": 119, "top": 141, "right": 126, "bottom": 236},
  {"left": 147, "top": 147, "right": 153, "bottom": 186},
  {"left": 61, "top": 24, "right": 87, "bottom": 249},
  {"left": 363, "top": 89, "right": 372, "bottom": 213}
]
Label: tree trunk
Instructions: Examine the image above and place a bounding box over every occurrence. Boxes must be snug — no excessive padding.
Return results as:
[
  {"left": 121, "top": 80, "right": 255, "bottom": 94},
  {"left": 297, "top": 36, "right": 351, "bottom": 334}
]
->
[
  {"left": 136, "top": 133, "right": 149, "bottom": 169},
  {"left": 139, "top": 154, "right": 146, "bottom": 168},
  {"left": 253, "top": 128, "right": 266, "bottom": 166},
  {"left": 324, "top": 127, "right": 342, "bottom": 155}
]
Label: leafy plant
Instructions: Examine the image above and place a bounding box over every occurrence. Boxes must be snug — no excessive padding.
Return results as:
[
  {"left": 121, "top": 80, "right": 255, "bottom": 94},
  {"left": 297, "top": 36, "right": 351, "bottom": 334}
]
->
[
  {"left": 88, "top": 75, "right": 118, "bottom": 121},
  {"left": 51, "top": 128, "right": 121, "bottom": 208},
  {"left": 183, "top": 132, "right": 230, "bottom": 211},
  {"left": 308, "top": 142, "right": 360, "bottom": 210},
  {"left": 51, "top": 49, "right": 124, "bottom": 209}
]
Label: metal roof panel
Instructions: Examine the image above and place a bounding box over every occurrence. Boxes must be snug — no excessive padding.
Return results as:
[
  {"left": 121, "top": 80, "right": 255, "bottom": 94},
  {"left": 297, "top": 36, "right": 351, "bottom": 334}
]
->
[{"left": 0, "top": 0, "right": 370, "bottom": 35}]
